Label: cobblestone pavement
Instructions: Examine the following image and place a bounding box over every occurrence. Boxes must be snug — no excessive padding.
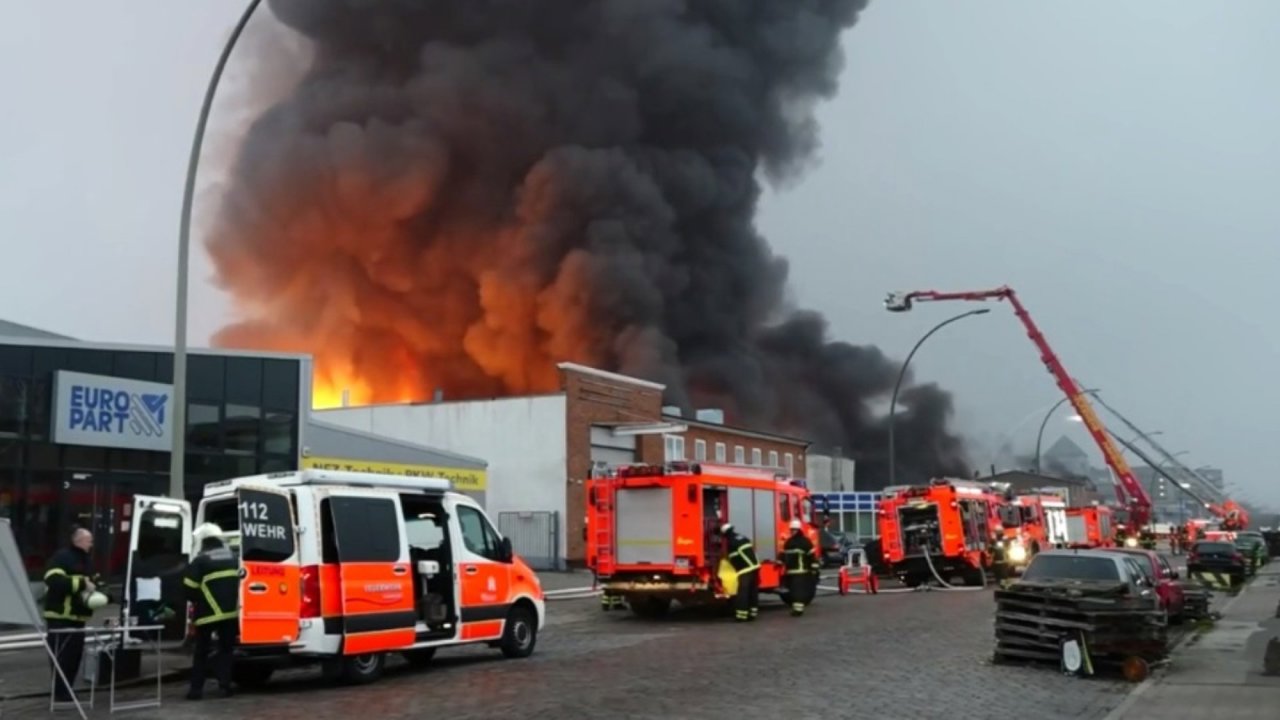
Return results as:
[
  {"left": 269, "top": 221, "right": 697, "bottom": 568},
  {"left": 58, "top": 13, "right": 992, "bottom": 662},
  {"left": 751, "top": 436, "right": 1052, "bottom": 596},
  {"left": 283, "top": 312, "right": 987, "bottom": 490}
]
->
[{"left": 3, "top": 583, "right": 1134, "bottom": 720}]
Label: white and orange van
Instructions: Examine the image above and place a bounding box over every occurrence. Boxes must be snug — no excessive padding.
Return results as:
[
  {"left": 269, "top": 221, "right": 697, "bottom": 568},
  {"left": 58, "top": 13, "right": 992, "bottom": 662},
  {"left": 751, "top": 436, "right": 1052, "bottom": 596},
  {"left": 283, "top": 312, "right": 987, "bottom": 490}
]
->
[{"left": 122, "top": 469, "right": 544, "bottom": 686}]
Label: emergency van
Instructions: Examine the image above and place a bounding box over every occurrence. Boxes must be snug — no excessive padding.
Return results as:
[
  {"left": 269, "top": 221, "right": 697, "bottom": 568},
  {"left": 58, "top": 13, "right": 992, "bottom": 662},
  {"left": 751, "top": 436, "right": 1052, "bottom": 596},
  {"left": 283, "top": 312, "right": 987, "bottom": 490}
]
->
[{"left": 121, "top": 469, "right": 545, "bottom": 686}]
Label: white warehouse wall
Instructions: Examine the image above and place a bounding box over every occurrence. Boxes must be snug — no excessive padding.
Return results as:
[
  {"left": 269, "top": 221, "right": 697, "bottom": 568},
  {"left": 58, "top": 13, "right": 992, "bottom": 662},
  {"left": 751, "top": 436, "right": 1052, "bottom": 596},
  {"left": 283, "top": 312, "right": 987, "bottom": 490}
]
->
[{"left": 316, "top": 396, "right": 570, "bottom": 561}]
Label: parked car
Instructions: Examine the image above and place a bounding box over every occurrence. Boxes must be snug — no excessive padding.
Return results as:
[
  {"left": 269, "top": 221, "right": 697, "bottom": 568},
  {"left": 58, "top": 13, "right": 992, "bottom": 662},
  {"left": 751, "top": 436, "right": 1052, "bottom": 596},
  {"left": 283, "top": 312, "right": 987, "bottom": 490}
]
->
[
  {"left": 820, "top": 529, "right": 856, "bottom": 568},
  {"left": 1233, "top": 534, "right": 1268, "bottom": 574},
  {"left": 1018, "top": 549, "right": 1160, "bottom": 608},
  {"left": 1187, "top": 541, "right": 1248, "bottom": 585},
  {"left": 1107, "top": 548, "right": 1186, "bottom": 622}
]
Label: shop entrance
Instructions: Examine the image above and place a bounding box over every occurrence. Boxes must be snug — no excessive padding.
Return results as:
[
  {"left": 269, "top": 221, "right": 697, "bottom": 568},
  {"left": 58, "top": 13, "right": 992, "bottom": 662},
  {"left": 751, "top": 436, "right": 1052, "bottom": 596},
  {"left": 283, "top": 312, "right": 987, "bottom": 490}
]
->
[{"left": 59, "top": 472, "right": 167, "bottom": 580}]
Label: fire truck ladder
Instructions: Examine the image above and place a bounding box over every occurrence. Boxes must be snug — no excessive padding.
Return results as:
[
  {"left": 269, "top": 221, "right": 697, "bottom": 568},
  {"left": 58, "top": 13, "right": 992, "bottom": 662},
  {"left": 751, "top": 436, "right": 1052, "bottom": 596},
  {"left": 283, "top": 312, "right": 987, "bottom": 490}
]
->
[
  {"left": 1087, "top": 393, "right": 1248, "bottom": 529},
  {"left": 885, "top": 286, "right": 1154, "bottom": 528}
]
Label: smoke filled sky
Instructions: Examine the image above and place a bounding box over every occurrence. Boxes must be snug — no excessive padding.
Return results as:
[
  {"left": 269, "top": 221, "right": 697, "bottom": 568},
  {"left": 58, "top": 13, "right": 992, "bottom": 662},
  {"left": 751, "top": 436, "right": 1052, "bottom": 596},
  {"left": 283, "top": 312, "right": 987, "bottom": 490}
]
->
[{"left": 2, "top": 2, "right": 1278, "bottom": 505}]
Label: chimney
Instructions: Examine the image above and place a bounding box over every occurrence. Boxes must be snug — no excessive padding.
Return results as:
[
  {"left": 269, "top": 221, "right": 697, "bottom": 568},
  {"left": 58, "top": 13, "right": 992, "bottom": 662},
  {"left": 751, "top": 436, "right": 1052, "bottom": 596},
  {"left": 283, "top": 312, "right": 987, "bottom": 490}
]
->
[
  {"left": 694, "top": 408, "right": 724, "bottom": 425},
  {"left": 433, "top": 388, "right": 444, "bottom": 403},
  {"left": 341, "top": 389, "right": 350, "bottom": 408},
  {"left": 662, "top": 405, "right": 682, "bottom": 417}
]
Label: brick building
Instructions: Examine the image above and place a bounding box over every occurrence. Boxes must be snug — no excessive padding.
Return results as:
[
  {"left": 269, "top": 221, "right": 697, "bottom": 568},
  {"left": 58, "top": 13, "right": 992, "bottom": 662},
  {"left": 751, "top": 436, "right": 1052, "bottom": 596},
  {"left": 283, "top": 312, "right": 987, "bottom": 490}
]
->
[{"left": 318, "top": 362, "right": 811, "bottom": 567}]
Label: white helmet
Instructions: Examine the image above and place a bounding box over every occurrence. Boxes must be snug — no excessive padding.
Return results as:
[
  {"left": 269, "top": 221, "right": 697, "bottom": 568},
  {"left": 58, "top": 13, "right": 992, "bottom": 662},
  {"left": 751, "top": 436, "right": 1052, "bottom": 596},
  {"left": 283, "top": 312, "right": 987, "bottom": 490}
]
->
[
  {"left": 83, "top": 591, "right": 109, "bottom": 610},
  {"left": 789, "top": 519, "right": 803, "bottom": 531},
  {"left": 193, "top": 523, "right": 224, "bottom": 546},
  {"left": 719, "top": 522, "right": 734, "bottom": 534}
]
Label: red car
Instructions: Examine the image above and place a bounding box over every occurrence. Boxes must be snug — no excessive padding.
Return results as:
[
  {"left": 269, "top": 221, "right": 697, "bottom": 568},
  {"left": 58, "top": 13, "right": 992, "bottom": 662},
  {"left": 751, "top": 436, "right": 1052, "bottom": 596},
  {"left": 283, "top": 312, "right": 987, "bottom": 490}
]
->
[{"left": 1108, "top": 548, "right": 1185, "bottom": 621}]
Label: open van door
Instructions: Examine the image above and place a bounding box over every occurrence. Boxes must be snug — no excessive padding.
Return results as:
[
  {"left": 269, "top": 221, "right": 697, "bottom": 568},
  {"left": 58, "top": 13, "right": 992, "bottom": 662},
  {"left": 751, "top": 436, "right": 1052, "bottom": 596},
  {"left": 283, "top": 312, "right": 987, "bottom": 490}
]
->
[
  {"left": 325, "top": 490, "right": 416, "bottom": 655},
  {"left": 124, "top": 496, "right": 191, "bottom": 642},
  {"left": 237, "top": 485, "right": 301, "bottom": 646}
]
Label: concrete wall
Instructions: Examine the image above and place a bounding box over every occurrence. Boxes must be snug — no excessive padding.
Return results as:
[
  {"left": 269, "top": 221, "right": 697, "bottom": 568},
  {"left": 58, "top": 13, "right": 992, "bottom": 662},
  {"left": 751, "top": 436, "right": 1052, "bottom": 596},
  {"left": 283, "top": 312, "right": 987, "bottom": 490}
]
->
[
  {"left": 316, "top": 395, "right": 569, "bottom": 560},
  {"left": 804, "top": 454, "right": 856, "bottom": 492}
]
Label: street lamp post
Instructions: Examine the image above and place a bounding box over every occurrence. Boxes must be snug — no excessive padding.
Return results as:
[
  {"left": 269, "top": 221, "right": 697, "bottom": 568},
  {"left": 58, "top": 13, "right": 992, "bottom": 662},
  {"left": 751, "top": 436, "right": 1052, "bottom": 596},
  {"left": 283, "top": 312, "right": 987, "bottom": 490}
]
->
[
  {"left": 169, "top": 0, "right": 264, "bottom": 499},
  {"left": 1033, "top": 388, "right": 1100, "bottom": 474},
  {"left": 887, "top": 309, "right": 989, "bottom": 487}
]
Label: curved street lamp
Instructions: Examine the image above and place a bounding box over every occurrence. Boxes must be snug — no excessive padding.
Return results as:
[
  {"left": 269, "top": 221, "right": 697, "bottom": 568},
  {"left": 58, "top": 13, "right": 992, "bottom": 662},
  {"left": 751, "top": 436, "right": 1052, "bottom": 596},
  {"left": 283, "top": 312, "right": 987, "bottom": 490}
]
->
[
  {"left": 887, "top": 309, "right": 989, "bottom": 487},
  {"left": 1033, "top": 387, "right": 1100, "bottom": 475},
  {"left": 169, "top": 0, "right": 265, "bottom": 498}
]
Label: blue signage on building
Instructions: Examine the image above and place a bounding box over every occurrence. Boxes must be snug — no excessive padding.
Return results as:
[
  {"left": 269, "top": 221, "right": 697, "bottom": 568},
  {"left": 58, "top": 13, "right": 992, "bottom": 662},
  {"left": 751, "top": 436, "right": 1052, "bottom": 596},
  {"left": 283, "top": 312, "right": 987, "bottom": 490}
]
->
[{"left": 53, "top": 371, "right": 174, "bottom": 452}]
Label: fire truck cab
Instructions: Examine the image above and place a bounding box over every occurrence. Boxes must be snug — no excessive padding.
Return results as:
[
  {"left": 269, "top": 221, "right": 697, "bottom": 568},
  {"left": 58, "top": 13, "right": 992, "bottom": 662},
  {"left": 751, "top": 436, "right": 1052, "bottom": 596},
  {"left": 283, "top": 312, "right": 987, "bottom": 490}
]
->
[
  {"left": 121, "top": 470, "right": 545, "bottom": 687},
  {"left": 585, "top": 462, "right": 822, "bottom": 617},
  {"left": 1001, "top": 494, "right": 1070, "bottom": 566},
  {"left": 877, "top": 478, "right": 1007, "bottom": 587}
]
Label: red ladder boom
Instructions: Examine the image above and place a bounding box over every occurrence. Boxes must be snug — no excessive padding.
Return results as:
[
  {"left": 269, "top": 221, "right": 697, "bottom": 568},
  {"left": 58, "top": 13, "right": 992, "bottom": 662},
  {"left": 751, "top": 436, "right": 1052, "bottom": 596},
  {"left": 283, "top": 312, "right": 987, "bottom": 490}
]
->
[{"left": 885, "top": 286, "right": 1153, "bottom": 527}]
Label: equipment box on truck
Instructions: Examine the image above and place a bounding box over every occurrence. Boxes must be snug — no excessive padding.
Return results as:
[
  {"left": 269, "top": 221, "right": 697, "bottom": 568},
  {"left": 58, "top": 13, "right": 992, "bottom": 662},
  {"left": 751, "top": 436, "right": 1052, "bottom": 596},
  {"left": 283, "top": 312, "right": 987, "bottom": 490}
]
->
[{"left": 122, "top": 470, "right": 545, "bottom": 688}]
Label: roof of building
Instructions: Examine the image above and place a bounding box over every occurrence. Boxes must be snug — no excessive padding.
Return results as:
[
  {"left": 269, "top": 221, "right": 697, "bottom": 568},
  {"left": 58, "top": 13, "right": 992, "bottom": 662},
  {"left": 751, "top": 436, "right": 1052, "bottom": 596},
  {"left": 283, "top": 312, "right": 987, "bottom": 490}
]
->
[
  {"left": 0, "top": 318, "right": 76, "bottom": 341},
  {"left": 1045, "top": 435, "right": 1089, "bottom": 460},
  {"left": 556, "top": 362, "right": 665, "bottom": 391},
  {"left": 0, "top": 331, "right": 312, "bottom": 361},
  {"left": 663, "top": 413, "right": 812, "bottom": 447},
  {"left": 304, "top": 418, "right": 487, "bottom": 470},
  {"left": 987, "top": 470, "right": 1090, "bottom": 488}
]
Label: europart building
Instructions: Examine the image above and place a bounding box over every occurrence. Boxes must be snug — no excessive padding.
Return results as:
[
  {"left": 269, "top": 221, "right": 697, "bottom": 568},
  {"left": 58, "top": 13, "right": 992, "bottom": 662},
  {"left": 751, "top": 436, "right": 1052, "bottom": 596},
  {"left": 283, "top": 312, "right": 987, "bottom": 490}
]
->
[{"left": 0, "top": 320, "right": 486, "bottom": 581}]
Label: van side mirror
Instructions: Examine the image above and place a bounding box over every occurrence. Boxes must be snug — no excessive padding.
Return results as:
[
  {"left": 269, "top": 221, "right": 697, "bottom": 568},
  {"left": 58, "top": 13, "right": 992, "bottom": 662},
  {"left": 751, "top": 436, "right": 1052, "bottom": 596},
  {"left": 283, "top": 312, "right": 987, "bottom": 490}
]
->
[{"left": 500, "top": 537, "right": 514, "bottom": 563}]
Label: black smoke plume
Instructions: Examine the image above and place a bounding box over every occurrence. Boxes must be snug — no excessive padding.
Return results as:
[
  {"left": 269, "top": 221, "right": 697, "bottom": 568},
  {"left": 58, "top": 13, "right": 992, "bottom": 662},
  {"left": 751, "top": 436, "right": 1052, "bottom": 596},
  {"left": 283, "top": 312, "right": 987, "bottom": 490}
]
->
[{"left": 209, "top": 0, "right": 970, "bottom": 488}]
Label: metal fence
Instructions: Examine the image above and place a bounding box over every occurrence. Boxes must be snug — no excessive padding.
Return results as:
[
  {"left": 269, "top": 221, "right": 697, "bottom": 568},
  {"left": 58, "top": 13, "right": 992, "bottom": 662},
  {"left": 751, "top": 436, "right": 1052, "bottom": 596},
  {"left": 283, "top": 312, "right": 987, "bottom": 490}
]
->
[{"left": 497, "top": 511, "right": 560, "bottom": 571}]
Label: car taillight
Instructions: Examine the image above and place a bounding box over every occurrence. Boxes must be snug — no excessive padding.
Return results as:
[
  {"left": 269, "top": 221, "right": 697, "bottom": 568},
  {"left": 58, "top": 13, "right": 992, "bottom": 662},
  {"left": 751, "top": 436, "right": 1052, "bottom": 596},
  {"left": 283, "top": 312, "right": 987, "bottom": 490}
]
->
[
  {"left": 1232, "top": 553, "right": 1244, "bottom": 563},
  {"left": 300, "top": 565, "right": 321, "bottom": 619}
]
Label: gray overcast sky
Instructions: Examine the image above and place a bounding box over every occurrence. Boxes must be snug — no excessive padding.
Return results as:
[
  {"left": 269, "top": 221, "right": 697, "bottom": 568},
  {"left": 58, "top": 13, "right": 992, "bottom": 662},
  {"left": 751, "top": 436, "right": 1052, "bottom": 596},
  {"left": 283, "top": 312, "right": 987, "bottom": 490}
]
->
[{"left": 2, "top": 2, "right": 1276, "bottom": 508}]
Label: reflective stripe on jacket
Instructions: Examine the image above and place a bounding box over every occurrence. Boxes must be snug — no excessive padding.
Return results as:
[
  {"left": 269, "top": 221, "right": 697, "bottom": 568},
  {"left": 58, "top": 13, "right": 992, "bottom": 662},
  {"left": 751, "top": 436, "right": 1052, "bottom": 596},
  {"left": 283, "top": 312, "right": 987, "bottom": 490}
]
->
[
  {"left": 184, "top": 546, "right": 239, "bottom": 626},
  {"left": 43, "top": 547, "right": 95, "bottom": 622},
  {"left": 782, "top": 533, "right": 818, "bottom": 575},
  {"left": 726, "top": 534, "right": 760, "bottom": 575}
]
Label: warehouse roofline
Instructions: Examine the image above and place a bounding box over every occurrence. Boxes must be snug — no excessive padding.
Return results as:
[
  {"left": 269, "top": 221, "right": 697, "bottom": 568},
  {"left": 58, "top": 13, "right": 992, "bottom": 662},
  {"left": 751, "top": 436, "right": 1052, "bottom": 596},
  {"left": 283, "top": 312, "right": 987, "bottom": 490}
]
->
[{"left": 556, "top": 362, "right": 665, "bottom": 391}]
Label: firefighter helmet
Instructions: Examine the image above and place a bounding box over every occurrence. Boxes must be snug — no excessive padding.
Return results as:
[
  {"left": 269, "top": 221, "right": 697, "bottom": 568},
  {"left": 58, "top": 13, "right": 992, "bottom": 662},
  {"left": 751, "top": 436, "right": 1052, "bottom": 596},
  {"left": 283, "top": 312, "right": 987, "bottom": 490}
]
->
[
  {"left": 193, "top": 523, "right": 224, "bottom": 546},
  {"left": 719, "top": 522, "right": 733, "bottom": 534},
  {"left": 789, "top": 519, "right": 803, "bottom": 531}
]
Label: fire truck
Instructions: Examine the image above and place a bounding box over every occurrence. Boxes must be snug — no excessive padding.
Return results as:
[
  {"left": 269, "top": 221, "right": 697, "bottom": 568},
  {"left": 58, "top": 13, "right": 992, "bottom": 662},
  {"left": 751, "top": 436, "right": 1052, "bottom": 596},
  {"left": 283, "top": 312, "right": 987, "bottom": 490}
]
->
[
  {"left": 1000, "top": 493, "right": 1070, "bottom": 570},
  {"left": 584, "top": 462, "right": 822, "bottom": 617},
  {"left": 877, "top": 478, "right": 1009, "bottom": 587},
  {"left": 1065, "top": 505, "right": 1116, "bottom": 548}
]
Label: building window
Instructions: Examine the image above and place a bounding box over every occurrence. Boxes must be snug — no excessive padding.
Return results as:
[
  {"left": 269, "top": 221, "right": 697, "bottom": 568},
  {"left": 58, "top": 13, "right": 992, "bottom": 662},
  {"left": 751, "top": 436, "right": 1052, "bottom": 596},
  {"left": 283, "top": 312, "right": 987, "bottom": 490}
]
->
[
  {"left": 715, "top": 442, "right": 727, "bottom": 463},
  {"left": 784, "top": 453, "right": 794, "bottom": 475},
  {"left": 694, "top": 439, "right": 707, "bottom": 462},
  {"left": 751, "top": 448, "right": 762, "bottom": 466},
  {"left": 664, "top": 434, "right": 686, "bottom": 461},
  {"left": 734, "top": 446, "right": 745, "bottom": 464},
  {"left": 768, "top": 450, "right": 779, "bottom": 468}
]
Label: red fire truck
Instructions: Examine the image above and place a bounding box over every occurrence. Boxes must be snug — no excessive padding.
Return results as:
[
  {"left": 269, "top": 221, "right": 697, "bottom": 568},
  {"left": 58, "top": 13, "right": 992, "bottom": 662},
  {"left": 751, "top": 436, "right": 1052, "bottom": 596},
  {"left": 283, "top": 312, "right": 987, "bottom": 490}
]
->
[
  {"left": 1065, "top": 505, "right": 1116, "bottom": 548},
  {"left": 877, "top": 478, "right": 1008, "bottom": 587},
  {"left": 585, "top": 462, "right": 822, "bottom": 617},
  {"left": 998, "top": 493, "right": 1071, "bottom": 570}
]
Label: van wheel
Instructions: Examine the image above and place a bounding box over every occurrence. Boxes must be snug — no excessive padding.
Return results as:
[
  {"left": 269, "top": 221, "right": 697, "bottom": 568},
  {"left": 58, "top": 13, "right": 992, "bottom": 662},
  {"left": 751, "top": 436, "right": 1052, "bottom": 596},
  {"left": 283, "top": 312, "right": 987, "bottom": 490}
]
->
[
  {"left": 231, "top": 664, "right": 274, "bottom": 689},
  {"left": 402, "top": 648, "right": 437, "bottom": 668},
  {"left": 499, "top": 606, "right": 538, "bottom": 659},
  {"left": 341, "top": 653, "right": 385, "bottom": 685}
]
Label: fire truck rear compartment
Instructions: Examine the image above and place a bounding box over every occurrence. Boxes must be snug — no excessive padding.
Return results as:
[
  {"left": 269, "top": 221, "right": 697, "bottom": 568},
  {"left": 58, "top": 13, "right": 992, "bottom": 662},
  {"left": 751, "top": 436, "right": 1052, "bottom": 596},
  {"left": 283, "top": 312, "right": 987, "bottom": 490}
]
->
[{"left": 899, "top": 504, "right": 942, "bottom": 557}]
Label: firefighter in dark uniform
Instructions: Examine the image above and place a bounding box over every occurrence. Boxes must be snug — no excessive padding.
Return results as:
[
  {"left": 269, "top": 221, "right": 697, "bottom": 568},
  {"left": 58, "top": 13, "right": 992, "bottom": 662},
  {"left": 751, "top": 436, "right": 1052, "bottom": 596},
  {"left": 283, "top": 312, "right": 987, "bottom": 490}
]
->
[
  {"left": 782, "top": 519, "right": 819, "bottom": 616},
  {"left": 184, "top": 524, "right": 239, "bottom": 700},
  {"left": 43, "top": 528, "right": 101, "bottom": 703},
  {"left": 720, "top": 523, "right": 760, "bottom": 622}
]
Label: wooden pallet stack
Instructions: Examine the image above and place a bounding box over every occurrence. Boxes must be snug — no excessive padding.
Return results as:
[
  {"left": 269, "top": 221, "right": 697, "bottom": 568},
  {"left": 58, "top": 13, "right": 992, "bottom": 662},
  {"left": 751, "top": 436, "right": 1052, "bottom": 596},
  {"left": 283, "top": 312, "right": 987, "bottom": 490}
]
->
[{"left": 994, "top": 580, "right": 1169, "bottom": 675}]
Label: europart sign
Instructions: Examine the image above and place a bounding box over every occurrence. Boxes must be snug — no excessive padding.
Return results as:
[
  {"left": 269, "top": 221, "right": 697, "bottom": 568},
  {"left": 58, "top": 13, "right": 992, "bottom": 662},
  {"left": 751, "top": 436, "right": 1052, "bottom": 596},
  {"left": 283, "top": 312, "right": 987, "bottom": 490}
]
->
[{"left": 52, "top": 371, "right": 173, "bottom": 452}]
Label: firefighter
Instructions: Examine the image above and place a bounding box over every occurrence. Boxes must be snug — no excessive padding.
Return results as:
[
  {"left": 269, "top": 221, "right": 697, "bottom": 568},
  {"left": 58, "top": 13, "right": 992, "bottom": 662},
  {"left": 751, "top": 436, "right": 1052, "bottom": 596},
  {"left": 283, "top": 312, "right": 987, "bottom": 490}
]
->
[
  {"left": 42, "top": 528, "right": 101, "bottom": 703},
  {"left": 781, "top": 519, "right": 819, "bottom": 616},
  {"left": 720, "top": 523, "right": 760, "bottom": 622},
  {"left": 184, "top": 524, "right": 239, "bottom": 700}
]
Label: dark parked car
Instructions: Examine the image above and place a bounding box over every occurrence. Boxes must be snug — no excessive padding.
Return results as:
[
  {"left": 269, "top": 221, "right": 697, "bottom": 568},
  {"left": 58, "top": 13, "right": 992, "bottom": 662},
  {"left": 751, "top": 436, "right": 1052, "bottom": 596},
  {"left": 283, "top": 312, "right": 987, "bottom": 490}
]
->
[
  {"left": 1233, "top": 535, "right": 1267, "bottom": 574},
  {"left": 1187, "top": 541, "right": 1248, "bottom": 585},
  {"left": 820, "top": 530, "right": 856, "bottom": 568}
]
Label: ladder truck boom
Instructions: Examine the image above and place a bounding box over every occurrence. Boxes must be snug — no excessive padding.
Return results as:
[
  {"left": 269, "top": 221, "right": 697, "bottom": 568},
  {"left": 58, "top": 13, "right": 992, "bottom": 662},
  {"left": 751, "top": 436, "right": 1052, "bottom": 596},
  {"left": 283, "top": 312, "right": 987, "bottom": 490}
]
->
[
  {"left": 1086, "top": 393, "right": 1250, "bottom": 530},
  {"left": 885, "top": 286, "right": 1153, "bottom": 527}
]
